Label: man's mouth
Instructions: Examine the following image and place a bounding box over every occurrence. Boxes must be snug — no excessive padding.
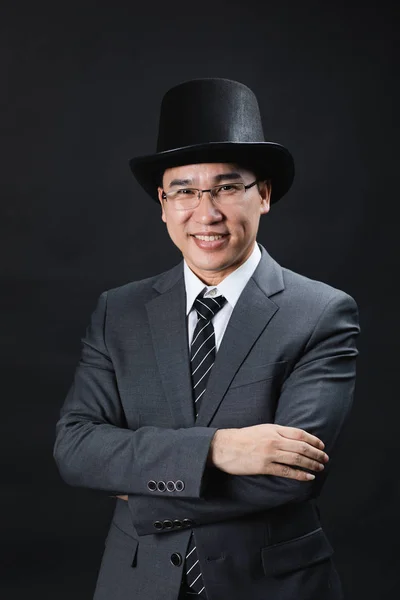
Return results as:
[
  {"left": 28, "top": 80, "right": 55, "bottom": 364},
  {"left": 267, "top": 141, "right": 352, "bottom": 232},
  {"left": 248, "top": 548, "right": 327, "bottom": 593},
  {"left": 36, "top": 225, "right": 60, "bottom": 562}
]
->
[{"left": 192, "top": 234, "right": 225, "bottom": 241}]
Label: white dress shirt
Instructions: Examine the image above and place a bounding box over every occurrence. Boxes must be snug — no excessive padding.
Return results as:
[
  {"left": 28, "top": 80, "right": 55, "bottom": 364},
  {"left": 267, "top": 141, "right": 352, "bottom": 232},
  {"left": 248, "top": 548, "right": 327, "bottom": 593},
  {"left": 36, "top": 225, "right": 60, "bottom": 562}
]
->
[{"left": 184, "top": 243, "right": 262, "bottom": 351}]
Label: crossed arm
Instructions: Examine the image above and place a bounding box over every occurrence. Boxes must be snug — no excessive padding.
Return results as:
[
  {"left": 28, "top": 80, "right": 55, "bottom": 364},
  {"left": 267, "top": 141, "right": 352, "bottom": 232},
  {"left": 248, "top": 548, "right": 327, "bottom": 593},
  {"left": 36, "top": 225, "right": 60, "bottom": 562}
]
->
[{"left": 53, "top": 291, "right": 359, "bottom": 535}]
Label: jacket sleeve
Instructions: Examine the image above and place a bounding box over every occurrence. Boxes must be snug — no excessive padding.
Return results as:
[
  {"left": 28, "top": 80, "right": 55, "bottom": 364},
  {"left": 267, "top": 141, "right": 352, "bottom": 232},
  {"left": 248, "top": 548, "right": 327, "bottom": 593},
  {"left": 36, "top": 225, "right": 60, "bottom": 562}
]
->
[{"left": 53, "top": 292, "right": 217, "bottom": 499}]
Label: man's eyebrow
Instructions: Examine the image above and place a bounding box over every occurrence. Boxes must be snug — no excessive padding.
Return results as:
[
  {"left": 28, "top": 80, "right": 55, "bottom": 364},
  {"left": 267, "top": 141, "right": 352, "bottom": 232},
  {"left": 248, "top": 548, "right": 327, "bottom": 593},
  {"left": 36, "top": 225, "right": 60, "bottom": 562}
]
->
[
  {"left": 214, "top": 172, "right": 243, "bottom": 183},
  {"left": 168, "top": 178, "right": 193, "bottom": 187}
]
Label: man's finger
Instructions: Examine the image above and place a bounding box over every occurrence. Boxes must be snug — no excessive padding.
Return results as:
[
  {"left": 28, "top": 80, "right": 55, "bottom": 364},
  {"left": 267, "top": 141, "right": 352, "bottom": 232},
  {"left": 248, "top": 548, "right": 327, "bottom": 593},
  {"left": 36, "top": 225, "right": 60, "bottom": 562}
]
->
[
  {"left": 276, "top": 425, "right": 325, "bottom": 449},
  {"left": 281, "top": 439, "right": 329, "bottom": 463},
  {"left": 268, "top": 462, "right": 316, "bottom": 481},
  {"left": 275, "top": 450, "right": 325, "bottom": 472}
]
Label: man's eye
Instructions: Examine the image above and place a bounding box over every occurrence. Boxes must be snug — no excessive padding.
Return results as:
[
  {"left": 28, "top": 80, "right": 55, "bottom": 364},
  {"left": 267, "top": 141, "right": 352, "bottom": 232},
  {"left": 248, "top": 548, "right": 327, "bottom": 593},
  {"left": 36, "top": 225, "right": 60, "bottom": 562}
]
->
[
  {"left": 177, "top": 188, "right": 196, "bottom": 196},
  {"left": 218, "top": 184, "right": 240, "bottom": 193}
]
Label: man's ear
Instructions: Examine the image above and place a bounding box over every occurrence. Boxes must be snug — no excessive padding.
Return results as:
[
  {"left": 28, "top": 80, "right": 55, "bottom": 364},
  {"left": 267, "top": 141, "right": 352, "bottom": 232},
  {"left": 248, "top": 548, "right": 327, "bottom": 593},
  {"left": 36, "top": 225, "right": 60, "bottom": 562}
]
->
[
  {"left": 259, "top": 180, "right": 271, "bottom": 215},
  {"left": 157, "top": 187, "right": 167, "bottom": 223}
]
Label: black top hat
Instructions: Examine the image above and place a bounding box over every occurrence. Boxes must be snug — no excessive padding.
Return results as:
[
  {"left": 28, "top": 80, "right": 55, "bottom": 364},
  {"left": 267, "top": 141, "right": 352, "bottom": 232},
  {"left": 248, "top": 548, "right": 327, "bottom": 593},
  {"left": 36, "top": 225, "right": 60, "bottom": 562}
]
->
[{"left": 129, "top": 78, "right": 294, "bottom": 204}]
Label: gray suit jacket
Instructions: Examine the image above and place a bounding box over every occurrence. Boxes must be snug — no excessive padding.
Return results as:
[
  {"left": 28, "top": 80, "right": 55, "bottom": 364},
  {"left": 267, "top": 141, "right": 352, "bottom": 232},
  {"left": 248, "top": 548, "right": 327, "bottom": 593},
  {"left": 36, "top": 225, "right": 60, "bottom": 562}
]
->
[{"left": 54, "top": 245, "right": 360, "bottom": 600}]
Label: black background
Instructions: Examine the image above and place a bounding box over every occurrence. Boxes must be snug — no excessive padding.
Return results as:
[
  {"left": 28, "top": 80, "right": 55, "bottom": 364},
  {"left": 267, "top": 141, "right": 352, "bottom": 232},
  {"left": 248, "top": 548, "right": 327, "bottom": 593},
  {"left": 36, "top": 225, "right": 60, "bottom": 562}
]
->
[{"left": 1, "top": 0, "right": 398, "bottom": 598}]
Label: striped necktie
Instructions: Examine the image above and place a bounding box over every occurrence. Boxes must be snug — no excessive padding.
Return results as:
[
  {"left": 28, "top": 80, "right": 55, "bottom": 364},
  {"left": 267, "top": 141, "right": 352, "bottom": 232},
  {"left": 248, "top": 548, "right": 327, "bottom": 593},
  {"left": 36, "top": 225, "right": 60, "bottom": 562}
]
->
[{"left": 183, "top": 292, "right": 227, "bottom": 596}]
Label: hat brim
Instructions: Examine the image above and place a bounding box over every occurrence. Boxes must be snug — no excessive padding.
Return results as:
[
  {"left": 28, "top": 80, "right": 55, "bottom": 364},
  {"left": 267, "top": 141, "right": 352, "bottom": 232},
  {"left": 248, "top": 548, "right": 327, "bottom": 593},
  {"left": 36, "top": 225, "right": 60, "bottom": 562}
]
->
[{"left": 129, "top": 142, "right": 294, "bottom": 204}]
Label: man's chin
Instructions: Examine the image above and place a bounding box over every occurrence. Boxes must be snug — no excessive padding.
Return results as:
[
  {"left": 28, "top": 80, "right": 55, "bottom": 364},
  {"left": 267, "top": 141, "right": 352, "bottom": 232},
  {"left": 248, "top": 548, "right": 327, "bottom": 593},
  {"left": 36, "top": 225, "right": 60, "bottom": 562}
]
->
[{"left": 185, "top": 252, "right": 240, "bottom": 283}]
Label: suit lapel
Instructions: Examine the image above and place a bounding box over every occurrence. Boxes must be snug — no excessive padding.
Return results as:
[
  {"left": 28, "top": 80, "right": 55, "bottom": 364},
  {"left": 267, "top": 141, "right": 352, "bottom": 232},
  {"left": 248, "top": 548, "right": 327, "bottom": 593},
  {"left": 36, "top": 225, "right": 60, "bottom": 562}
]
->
[
  {"left": 196, "top": 246, "right": 285, "bottom": 426},
  {"left": 146, "top": 266, "right": 195, "bottom": 428}
]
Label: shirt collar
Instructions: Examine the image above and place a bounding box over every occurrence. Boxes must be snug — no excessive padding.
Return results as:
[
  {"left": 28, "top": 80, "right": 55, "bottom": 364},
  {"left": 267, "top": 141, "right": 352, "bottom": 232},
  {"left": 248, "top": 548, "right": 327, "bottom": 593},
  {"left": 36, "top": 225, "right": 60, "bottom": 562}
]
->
[{"left": 184, "top": 242, "right": 262, "bottom": 315}]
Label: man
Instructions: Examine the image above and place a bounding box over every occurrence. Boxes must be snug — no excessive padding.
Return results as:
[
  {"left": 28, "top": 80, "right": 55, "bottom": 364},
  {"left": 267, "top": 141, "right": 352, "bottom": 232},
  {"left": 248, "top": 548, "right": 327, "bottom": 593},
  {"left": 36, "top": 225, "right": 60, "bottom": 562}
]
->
[{"left": 54, "top": 78, "right": 360, "bottom": 600}]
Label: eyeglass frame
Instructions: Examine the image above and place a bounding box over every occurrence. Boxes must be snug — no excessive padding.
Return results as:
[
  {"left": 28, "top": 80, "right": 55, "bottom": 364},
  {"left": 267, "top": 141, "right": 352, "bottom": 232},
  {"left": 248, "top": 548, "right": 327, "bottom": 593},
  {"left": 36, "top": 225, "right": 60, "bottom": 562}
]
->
[{"left": 160, "top": 180, "right": 259, "bottom": 208}]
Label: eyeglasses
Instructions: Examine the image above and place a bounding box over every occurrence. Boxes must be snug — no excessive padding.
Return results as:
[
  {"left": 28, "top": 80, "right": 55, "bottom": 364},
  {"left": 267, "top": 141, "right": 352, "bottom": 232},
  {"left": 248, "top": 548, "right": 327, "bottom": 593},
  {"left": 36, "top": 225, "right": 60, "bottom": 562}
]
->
[{"left": 161, "top": 180, "right": 259, "bottom": 210}]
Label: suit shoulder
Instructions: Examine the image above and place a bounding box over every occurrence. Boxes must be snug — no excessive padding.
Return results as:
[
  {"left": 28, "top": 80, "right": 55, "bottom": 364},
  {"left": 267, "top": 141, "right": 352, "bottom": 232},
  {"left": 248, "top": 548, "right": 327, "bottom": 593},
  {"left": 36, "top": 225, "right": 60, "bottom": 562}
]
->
[
  {"left": 100, "top": 262, "right": 183, "bottom": 307},
  {"left": 106, "top": 273, "right": 160, "bottom": 297},
  {"left": 281, "top": 267, "right": 357, "bottom": 309}
]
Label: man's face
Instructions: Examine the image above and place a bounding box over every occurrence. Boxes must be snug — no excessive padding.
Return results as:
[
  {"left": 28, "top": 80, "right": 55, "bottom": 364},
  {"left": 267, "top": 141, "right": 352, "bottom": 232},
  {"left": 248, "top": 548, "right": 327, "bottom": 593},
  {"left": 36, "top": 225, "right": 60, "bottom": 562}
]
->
[{"left": 158, "top": 162, "right": 271, "bottom": 285}]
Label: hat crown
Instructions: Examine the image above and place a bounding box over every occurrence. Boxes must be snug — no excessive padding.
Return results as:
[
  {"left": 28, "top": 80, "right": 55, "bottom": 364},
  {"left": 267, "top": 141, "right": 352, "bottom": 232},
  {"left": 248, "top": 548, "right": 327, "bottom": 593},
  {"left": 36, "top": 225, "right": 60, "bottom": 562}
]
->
[{"left": 156, "top": 78, "right": 265, "bottom": 152}]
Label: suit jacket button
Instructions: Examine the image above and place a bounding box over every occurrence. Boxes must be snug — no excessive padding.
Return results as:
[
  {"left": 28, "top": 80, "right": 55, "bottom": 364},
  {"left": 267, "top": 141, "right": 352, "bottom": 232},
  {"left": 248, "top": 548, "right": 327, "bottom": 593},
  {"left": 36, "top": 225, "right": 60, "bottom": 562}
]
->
[
  {"left": 175, "top": 480, "right": 184, "bottom": 492},
  {"left": 182, "top": 518, "right": 193, "bottom": 528},
  {"left": 147, "top": 480, "right": 157, "bottom": 491},
  {"left": 166, "top": 481, "right": 176, "bottom": 492},
  {"left": 157, "top": 481, "right": 166, "bottom": 492},
  {"left": 163, "top": 519, "right": 173, "bottom": 530},
  {"left": 170, "top": 552, "right": 183, "bottom": 567},
  {"left": 173, "top": 519, "right": 183, "bottom": 529},
  {"left": 153, "top": 520, "right": 164, "bottom": 530}
]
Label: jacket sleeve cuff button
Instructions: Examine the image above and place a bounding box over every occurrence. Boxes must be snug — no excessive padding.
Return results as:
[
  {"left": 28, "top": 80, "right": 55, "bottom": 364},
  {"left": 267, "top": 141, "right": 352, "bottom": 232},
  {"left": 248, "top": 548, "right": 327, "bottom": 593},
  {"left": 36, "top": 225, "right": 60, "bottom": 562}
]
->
[{"left": 175, "top": 480, "right": 184, "bottom": 492}]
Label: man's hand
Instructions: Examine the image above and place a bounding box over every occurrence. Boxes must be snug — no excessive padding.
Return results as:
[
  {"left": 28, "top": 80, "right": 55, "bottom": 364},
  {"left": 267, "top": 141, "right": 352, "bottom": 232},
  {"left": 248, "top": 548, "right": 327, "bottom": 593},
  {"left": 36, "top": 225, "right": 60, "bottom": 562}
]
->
[{"left": 208, "top": 424, "right": 329, "bottom": 481}]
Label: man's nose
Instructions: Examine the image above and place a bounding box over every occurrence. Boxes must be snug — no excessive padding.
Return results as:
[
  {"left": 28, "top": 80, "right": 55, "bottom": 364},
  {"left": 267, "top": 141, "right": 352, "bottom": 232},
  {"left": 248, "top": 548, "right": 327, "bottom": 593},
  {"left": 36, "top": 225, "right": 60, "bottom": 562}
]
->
[{"left": 193, "top": 192, "right": 223, "bottom": 222}]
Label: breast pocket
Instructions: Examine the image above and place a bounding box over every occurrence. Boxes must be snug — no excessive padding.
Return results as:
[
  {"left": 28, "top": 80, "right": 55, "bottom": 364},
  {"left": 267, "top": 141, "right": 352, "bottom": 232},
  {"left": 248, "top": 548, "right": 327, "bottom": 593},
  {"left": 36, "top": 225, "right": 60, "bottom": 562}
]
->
[
  {"left": 212, "top": 361, "right": 288, "bottom": 427},
  {"left": 230, "top": 360, "right": 288, "bottom": 389}
]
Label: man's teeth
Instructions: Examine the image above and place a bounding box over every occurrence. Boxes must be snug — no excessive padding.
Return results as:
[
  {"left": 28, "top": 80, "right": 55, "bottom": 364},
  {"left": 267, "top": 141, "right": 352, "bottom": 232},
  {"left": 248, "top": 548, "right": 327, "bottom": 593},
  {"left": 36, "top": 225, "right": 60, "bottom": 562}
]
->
[{"left": 194, "top": 235, "right": 224, "bottom": 241}]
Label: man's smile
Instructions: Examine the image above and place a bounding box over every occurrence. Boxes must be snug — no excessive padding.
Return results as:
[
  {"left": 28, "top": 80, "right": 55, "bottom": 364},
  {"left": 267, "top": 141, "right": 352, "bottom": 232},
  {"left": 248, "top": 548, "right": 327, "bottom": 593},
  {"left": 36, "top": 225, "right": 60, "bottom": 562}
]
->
[{"left": 190, "top": 232, "right": 230, "bottom": 250}]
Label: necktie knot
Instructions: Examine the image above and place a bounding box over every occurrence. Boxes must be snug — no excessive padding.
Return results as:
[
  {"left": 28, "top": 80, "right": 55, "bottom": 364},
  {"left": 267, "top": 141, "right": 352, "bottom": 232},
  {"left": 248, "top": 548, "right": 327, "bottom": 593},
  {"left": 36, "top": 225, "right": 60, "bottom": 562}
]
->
[{"left": 193, "top": 294, "right": 227, "bottom": 321}]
